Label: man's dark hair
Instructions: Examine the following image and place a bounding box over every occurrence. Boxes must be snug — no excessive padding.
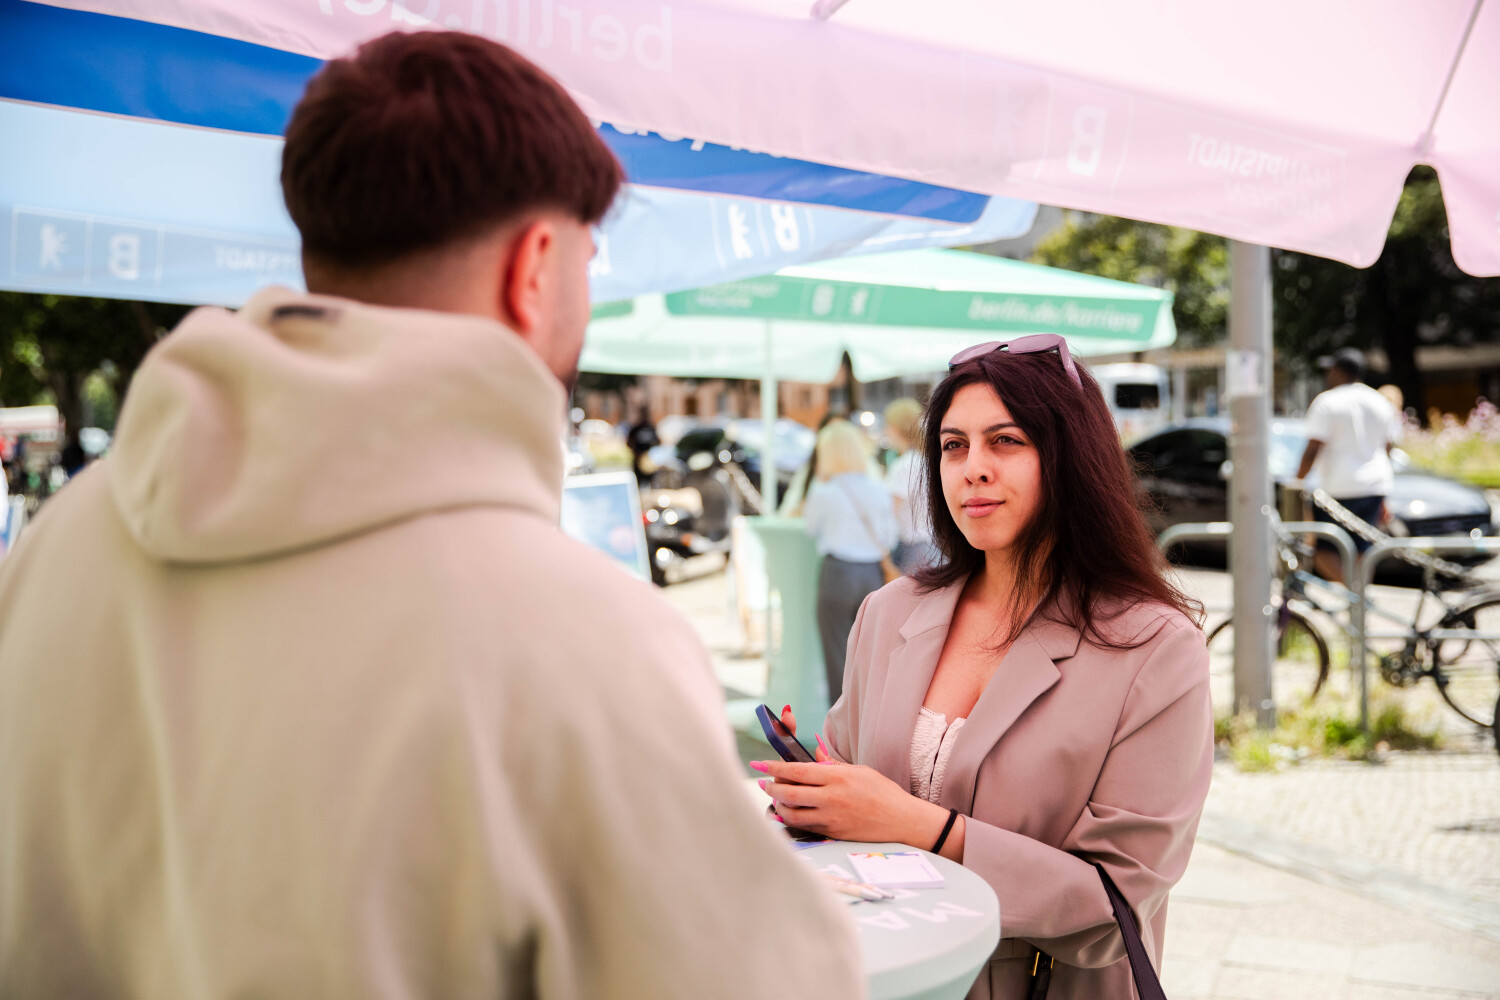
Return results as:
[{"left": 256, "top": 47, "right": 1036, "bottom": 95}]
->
[{"left": 281, "top": 31, "right": 623, "bottom": 268}]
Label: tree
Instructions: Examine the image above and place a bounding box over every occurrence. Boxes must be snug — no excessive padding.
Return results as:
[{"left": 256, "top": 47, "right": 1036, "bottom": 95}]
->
[
  {"left": 1272, "top": 167, "right": 1500, "bottom": 417},
  {"left": 0, "top": 293, "right": 190, "bottom": 444},
  {"left": 1029, "top": 215, "right": 1230, "bottom": 348},
  {"left": 1026, "top": 168, "right": 1500, "bottom": 419}
]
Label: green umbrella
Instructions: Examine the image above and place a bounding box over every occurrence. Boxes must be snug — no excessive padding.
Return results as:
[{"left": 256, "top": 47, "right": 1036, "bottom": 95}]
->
[
  {"left": 581, "top": 247, "right": 1176, "bottom": 503},
  {"left": 581, "top": 247, "right": 1176, "bottom": 383}
]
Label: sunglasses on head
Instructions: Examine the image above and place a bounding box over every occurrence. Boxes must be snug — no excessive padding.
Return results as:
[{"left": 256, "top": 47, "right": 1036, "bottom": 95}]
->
[{"left": 948, "top": 334, "right": 1082, "bottom": 388}]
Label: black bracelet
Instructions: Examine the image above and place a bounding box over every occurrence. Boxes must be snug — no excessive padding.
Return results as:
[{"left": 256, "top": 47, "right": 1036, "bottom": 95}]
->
[{"left": 931, "top": 808, "right": 959, "bottom": 854}]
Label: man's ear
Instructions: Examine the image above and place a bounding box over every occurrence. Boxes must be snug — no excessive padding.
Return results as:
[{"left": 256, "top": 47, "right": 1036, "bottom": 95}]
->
[{"left": 501, "top": 219, "right": 554, "bottom": 337}]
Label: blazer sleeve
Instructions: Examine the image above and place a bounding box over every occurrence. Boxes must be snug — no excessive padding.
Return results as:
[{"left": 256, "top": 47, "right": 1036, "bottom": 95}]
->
[
  {"left": 957, "top": 621, "right": 1213, "bottom": 969},
  {"left": 820, "top": 591, "right": 875, "bottom": 765}
]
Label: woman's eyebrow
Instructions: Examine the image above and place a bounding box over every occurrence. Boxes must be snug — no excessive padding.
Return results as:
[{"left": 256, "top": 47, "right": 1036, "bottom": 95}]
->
[{"left": 940, "top": 422, "right": 1020, "bottom": 436}]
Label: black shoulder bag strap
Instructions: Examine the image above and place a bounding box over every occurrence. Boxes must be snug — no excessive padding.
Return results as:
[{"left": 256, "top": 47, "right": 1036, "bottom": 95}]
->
[{"left": 1026, "top": 863, "right": 1167, "bottom": 1000}]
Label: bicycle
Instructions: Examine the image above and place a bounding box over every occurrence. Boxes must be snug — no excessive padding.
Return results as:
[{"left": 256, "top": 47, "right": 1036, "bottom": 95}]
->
[{"left": 1198, "top": 491, "right": 1500, "bottom": 751}]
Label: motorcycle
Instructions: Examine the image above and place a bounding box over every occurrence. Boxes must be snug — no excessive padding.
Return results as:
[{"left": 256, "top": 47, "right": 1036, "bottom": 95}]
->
[
  {"left": 636, "top": 443, "right": 739, "bottom": 587},
  {"left": 636, "top": 419, "right": 814, "bottom": 586}
]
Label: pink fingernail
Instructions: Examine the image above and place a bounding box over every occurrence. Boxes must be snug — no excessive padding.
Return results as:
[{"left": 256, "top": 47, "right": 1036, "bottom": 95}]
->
[
  {"left": 783, "top": 705, "right": 792, "bottom": 715},
  {"left": 749, "top": 761, "right": 769, "bottom": 773},
  {"left": 816, "top": 733, "right": 828, "bottom": 753},
  {"left": 758, "top": 779, "right": 769, "bottom": 792},
  {"left": 773, "top": 814, "right": 786, "bottom": 824}
]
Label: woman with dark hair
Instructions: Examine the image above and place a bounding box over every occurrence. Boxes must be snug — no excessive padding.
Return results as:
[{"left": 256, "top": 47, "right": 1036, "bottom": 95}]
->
[{"left": 753, "top": 337, "right": 1212, "bottom": 999}]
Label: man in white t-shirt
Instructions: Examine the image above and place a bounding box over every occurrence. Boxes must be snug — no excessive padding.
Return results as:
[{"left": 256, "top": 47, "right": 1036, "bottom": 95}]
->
[{"left": 1296, "top": 347, "right": 1396, "bottom": 582}]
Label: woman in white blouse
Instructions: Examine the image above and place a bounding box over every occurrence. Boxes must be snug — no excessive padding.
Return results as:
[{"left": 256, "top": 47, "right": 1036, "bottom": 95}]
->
[
  {"left": 883, "top": 397, "right": 939, "bottom": 574},
  {"left": 802, "top": 419, "right": 898, "bottom": 700}
]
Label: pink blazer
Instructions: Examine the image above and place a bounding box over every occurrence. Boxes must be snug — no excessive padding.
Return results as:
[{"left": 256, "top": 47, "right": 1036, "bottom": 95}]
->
[{"left": 823, "top": 577, "right": 1213, "bottom": 1000}]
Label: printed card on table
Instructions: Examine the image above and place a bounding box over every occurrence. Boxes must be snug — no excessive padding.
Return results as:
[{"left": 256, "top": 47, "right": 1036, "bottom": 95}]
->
[{"left": 846, "top": 851, "right": 945, "bottom": 888}]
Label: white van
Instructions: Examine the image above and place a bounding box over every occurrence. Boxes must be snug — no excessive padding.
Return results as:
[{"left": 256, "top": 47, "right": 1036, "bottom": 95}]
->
[{"left": 1090, "top": 363, "right": 1170, "bottom": 442}]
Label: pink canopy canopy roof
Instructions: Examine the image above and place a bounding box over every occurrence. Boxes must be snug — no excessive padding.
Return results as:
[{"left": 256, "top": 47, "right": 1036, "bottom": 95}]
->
[{"left": 27, "top": 0, "right": 1500, "bottom": 275}]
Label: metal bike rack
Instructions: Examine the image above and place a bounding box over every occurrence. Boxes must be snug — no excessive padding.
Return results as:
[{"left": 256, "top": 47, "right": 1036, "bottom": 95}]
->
[
  {"left": 1156, "top": 520, "right": 1357, "bottom": 589},
  {"left": 1155, "top": 521, "right": 1235, "bottom": 616},
  {"left": 1355, "top": 536, "right": 1500, "bottom": 731},
  {"left": 1157, "top": 521, "right": 1358, "bottom": 721},
  {"left": 1156, "top": 521, "right": 1233, "bottom": 551}
]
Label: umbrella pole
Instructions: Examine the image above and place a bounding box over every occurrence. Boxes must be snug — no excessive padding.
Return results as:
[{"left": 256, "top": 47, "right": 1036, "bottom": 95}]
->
[
  {"left": 761, "top": 320, "right": 778, "bottom": 516},
  {"left": 1227, "top": 241, "right": 1275, "bottom": 729}
]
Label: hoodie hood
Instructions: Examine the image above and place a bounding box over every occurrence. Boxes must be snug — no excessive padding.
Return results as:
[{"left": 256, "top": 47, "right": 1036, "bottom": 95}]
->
[{"left": 108, "top": 287, "right": 567, "bottom": 564}]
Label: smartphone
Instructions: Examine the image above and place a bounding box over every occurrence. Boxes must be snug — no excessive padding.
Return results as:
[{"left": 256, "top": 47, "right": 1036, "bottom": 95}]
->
[{"left": 755, "top": 703, "right": 817, "bottom": 763}]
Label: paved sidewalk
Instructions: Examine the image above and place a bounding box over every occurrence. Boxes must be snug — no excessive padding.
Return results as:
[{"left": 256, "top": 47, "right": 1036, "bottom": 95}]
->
[
  {"left": 1167, "top": 840, "right": 1500, "bottom": 999},
  {"left": 1204, "top": 754, "right": 1500, "bottom": 928}
]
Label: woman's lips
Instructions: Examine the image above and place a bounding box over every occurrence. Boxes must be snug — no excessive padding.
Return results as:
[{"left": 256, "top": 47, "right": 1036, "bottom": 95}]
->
[{"left": 962, "top": 500, "right": 1003, "bottom": 518}]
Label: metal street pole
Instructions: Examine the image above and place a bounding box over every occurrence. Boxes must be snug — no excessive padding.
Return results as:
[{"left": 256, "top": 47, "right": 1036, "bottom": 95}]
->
[
  {"left": 761, "top": 320, "right": 778, "bottom": 515},
  {"left": 1227, "top": 241, "right": 1276, "bottom": 728}
]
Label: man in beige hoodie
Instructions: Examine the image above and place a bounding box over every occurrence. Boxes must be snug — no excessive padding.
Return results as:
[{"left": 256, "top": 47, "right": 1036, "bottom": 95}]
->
[{"left": 0, "top": 31, "right": 864, "bottom": 1000}]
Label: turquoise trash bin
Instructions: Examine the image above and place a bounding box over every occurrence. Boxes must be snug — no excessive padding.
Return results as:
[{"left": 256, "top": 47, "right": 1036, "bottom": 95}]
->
[{"left": 745, "top": 516, "right": 831, "bottom": 735}]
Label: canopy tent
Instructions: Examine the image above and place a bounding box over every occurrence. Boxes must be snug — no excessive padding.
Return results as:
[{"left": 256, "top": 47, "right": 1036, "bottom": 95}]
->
[
  {"left": 9, "top": 0, "right": 1488, "bottom": 723},
  {"left": 582, "top": 246, "right": 1176, "bottom": 503},
  {"left": 0, "top": 0, "right": 1037, "bottom": 305},
  {"left": 18, "top": 0, "right": 1496, "bottom": 277},
  {"left": 581, "top": 248, "right": 1176, "bottom": 382}
]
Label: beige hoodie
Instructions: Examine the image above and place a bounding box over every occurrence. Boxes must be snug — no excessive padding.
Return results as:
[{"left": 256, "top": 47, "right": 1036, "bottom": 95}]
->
[{"left": 0, "top": 288, "right": 864, "bottom": 1000}]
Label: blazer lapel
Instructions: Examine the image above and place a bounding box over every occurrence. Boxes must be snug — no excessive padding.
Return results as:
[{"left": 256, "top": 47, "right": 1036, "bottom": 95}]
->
[
  {"left": 863, "top": 581, "right": 964, "bottom": 795},
  {"left": 940, "top": 612, "right": 1081, "bottom": 814}
]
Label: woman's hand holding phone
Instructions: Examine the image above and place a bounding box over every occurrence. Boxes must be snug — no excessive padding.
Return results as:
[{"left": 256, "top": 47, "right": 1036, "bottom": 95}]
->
[
  {"left": 774, "top": 705, "right": 835, "bottom": 763},
  {"left": 752, "top": 707, "right": 964, "bottom": 859}
]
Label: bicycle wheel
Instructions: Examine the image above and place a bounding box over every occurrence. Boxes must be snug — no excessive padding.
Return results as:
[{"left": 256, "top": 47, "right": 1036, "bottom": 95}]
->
[
  {"left": 1206, "top": 606, "right": 1331, "bottom": 700},
  {"left": 1431, "top": 596, "right": 1500, "bottom": 729}
]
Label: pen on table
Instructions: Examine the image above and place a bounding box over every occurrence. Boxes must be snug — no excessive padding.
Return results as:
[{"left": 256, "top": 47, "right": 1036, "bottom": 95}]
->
[{"left": 820, "top": 874, "right": 894, "bottom": 901}]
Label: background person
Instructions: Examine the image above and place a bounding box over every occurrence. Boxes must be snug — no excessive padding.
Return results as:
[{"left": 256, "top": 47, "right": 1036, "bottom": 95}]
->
[
  {"left": 0, "top": 32, "right": 862, "bottom": 1000},
  {"left": 759, "top": 338, "right": 1212, "bottom": 999},
  {"left": 778, "top": 410, "right": 843, "bottom": 515},
  {"left": 1377, "top": 383, "right": 1409, "bottom": 444},
  {"left": 625, "top": 405, "right": 659, "bottom": 483},
  {"left": 1296, "top": 347, "right": 1395, "bottom": 583},
  {"left": 803, "top": 418, "right": 898, "bottom": 701},
  {"left": 883, "top": 397, "right": 938, "bottom": 574}
]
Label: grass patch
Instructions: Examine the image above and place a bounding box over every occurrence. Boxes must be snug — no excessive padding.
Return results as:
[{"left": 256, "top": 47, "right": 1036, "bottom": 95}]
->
[
  {"left": 1398, "top": 402, "right": 1500, "bottom": 487},
  {"left": 1216, "top": 693, "right": 1441, "bottom": 771}
]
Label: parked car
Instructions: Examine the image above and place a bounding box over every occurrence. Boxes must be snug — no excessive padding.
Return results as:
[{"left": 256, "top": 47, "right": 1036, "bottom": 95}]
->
[
  {"left": 1131, "top": 418, "right": 1496, "bottom": 572},
  {"left": 1091, "top": 362, "right": 1170, "bottom": 442}
]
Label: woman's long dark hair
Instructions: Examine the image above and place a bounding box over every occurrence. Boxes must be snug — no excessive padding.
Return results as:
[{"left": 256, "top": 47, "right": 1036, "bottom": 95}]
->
[{"left": 911, "top": 350, "right": 1202, "bottom": 647}]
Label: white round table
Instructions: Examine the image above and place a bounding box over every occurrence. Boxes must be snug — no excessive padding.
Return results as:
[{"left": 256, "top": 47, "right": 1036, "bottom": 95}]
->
[{"left": 795, "top": 840, "right": 1001, "bottom": 1000}]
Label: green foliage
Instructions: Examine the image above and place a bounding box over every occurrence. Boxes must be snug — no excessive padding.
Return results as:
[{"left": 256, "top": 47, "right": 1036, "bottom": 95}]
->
[
  {"left": 1397, "top": 401, "right": 1500, "bottom": 487},
  {"left": 1027, "top": 168, "right": 1500, "bottom": 421},
  {"left": 1215, "top": 692, "right": 1441, "bottom": 772},
  {"left": 1030, "top": 216, "right": 1229, "bottom": 348},
  {"left": 1269, "top": 166, "right": 1500, "bottom": 417},
  {"left": 0, "top": 293, "right": 189, "bottom": 440}
]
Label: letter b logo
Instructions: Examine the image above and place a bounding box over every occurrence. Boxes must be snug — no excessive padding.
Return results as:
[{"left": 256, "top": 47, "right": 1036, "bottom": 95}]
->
[
  {"left": 1067, "top": 106, "right": 1107, "bottom": 178},
  {"left": 108, "top": 233, "right": 141, "bottom": 281}
]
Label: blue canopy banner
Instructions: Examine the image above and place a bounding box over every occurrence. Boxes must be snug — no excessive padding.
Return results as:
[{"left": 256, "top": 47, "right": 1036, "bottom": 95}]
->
[
  {"left": 0, "top": 97, "right": 1036, "bottom": 306},
  {"left": 0, "top": 0, "right": 990, "bottom": 224}
]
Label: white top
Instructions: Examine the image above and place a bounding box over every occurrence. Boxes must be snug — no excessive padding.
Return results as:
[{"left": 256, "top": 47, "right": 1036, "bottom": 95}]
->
[
  {"left": 1305, "top": 382, "right": 1395, "bottom": 497},
  {"left": 803, "top": 472, "right": 900, "bottom": 561},
  {"left": 884, "top": 450, "right": 932, "bottom": 547},
  {"left": 909, "top": 707, "right": 967, "bottom": 803}
]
